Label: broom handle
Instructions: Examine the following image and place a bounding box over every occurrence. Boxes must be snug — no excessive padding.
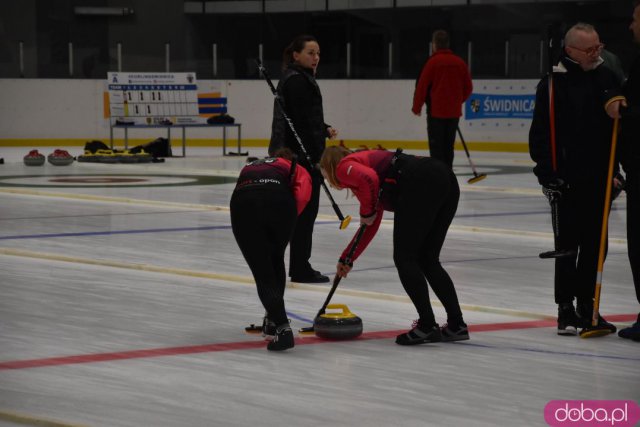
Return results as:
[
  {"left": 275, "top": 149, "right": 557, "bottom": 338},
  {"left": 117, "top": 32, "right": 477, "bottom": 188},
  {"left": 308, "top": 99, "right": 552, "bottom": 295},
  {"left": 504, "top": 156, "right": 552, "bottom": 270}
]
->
[
  {"left": 592, "top": 118, "right": 619, "bottom": 327},
  {"left": 456, "top": 126, "right": 480, "bottom": 176},
  {"left": 317, "top": 224, "right": 367, "bottom": 315}
]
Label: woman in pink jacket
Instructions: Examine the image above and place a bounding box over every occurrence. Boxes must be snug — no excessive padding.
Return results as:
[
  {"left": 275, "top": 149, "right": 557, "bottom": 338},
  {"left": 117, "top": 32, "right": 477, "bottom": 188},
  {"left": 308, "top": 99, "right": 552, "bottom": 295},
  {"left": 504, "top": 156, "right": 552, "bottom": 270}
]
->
[{"left": 320, "top": 146, "right": 468, "bottom": 345}]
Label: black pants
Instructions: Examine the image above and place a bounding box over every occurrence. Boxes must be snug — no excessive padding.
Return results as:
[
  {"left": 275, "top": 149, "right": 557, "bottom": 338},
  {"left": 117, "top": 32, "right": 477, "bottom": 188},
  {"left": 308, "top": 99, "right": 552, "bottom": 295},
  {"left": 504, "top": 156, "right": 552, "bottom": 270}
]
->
[
  {"left": 426, "top": 116, "right": 459, "bottom": 168},
  {"left": 230, "top": 189, "right": 296, "bottom": 326},
  {"left": 553, "top": 180, "right": 607, "bottom": 305},
  {"left": 289, "top": 170, "right": 321, "bottom": 278},
  {"left": 627, "top": 171, "right": 640, "bottom": 305},
  {"left": 392, "top": 156, "right": 463, "bottom": 327}
]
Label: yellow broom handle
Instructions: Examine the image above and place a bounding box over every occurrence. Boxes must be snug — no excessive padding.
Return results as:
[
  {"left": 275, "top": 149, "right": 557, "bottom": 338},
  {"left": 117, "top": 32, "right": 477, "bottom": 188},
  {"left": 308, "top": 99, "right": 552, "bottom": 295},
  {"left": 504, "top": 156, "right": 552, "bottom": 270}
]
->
[{"left": 592, "top": 117, "right": 619, "bottom": 327}]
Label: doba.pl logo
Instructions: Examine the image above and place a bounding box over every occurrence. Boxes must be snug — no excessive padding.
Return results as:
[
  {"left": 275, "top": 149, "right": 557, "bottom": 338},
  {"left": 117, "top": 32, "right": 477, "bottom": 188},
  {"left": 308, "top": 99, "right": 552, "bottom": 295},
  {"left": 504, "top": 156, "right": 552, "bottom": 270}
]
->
[{"left": 545, "top": 400, "right": 640, "bottom": 426}]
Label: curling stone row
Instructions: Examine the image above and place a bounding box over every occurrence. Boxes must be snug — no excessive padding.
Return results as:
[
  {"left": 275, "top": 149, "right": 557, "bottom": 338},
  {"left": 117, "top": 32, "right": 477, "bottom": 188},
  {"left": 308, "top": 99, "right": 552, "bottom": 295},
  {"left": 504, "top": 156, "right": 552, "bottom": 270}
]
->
[
  {"left": 24, "top": 149, "right": 75, "bottom": 166},
  {"left": 77, "top": 149, "right": 152, "bottom": 164}
]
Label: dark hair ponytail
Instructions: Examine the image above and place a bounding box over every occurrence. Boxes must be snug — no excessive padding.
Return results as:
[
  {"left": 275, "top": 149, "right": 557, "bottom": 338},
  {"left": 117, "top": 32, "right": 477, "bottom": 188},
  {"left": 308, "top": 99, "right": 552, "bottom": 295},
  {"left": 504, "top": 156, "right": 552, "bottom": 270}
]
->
[{"left": 282, "top": 35, "right": 318, "bottom": 70}]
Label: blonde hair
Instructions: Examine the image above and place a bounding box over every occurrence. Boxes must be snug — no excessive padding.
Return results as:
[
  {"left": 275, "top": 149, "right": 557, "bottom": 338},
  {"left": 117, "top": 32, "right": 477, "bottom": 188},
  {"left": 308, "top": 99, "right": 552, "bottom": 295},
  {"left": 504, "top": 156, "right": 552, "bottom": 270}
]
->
[{"left": 320, "top": 145, "right": 352, "bottom": 189}]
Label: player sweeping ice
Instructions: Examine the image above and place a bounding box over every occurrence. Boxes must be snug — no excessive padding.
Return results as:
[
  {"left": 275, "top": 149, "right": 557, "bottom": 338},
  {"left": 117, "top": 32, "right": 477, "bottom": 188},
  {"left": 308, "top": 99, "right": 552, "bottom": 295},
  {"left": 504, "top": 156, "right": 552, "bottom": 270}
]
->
[
  {"left": 230, "top": 148, "right": 311, "bottom": 351},
  {"left": 320, "top": 146, "right": 468, "bottom": 345}
]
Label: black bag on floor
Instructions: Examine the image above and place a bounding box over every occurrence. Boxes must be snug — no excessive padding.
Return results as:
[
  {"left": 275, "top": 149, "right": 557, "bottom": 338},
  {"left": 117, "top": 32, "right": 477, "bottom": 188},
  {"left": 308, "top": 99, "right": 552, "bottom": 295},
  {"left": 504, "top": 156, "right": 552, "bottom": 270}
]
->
[
  {"left": 131, "top": 137, "right": 172, "bottom": 158},
  {"left": 84, "top": 140, "right": 110, "bottom": 153}
]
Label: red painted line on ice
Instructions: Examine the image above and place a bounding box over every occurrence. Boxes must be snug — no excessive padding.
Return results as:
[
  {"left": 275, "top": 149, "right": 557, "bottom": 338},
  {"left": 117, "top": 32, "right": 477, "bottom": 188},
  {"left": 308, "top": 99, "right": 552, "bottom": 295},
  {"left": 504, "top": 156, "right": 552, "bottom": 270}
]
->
[{"left": 0, "top": 314, "right": 636, "bottom": 371}]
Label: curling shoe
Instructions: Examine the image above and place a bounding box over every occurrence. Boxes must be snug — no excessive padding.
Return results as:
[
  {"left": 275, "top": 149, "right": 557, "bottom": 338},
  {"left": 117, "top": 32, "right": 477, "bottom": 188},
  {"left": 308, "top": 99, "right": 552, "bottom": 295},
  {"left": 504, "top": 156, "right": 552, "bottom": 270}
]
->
[
  {"left": 594, "top": 315, "right": 617, "bottom": 334},
  {"left": 557, "top": 303, "right": 580, "bottom": 336},
  {"left": 267, "top": 324, "right": 294, "bottom": 351},
  {"left": 396, "top": 320, "right": 442, "bottom": 345},
  {"left": 577, "top": 302, "right": 617, "bottom": 334},
  {"left": 290, "top": 269, "right": 329, "bottom": 284},
  {"left": 441, "top": 322, "right": 470, "bottom": 342},
  {"left": 262, "top": 316, "right": 276, "bottom": 337},
  {"left": 618, "top": 313, "right": 640, "bottom": 341}
]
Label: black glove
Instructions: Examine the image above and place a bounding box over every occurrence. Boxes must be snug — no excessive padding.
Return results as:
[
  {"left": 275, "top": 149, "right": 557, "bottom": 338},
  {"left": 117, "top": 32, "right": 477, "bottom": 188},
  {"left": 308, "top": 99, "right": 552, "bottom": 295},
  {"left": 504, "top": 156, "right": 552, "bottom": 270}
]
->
[
  {"left": 612, "top": 172, "right": 626, "bottom": 201},
  {"left": 542, "top": 178, "right": 567, "bottom": 202},
  {"left": 338, "top": 257, "right": 353, "bottom": 267}
]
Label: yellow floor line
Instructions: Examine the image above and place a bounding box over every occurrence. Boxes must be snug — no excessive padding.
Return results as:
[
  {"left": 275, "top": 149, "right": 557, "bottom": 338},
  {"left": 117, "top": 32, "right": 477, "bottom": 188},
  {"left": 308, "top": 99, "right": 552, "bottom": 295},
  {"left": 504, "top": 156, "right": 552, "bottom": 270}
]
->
[
  {"left": 289, "top": 281, "right": 554, "bottom": 320},
  {"left": 0, "top": 188, "right": 228, "bottom": 212},
  {"left": 0, "top": 248, "right": 253, "bottom": 285},
  {"left": 0, "top": 410, "right": 89, "bottom": 427},
  {"left": 0, "top": 247, "right": 553, "bottom": 321}
]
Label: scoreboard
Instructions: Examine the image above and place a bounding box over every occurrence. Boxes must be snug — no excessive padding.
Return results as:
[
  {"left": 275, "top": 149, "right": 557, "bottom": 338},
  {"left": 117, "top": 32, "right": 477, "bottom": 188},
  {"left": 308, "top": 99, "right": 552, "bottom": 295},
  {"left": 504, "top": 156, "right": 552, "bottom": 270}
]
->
[{"left": 107, "top": 72, "right": 202, "bottom": 125}]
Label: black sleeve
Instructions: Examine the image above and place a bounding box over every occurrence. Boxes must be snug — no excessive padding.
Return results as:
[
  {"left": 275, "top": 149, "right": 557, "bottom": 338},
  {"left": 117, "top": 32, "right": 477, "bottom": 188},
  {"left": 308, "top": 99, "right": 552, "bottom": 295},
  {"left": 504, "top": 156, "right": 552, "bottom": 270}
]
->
[
  {"left": 282, "top": 74, "right": 319, "bottom": 162},
  {"left": 529, "top": 75, "right": 557, "bottom": 186},
  {"left": 596, "top": 65, "right": 623, "bottom": 106},
  {"left": 620, "top": 60, "right": 640, "bottom": 118}
]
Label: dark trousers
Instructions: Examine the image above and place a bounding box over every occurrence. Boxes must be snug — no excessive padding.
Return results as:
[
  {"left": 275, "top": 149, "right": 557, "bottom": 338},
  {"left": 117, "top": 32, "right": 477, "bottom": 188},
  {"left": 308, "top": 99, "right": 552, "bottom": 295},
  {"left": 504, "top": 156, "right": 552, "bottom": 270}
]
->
[
  {"left": 289, "top": 170, "right": 321, "bottom": 278},
  {"left": 392, "top": 156, "right": 463, "bottom": 327},
  {"left": 230, "top": 189, "right": 296, "bottom": 326},
  {"left": 627, "top": 171, "right": 640, "bottom": 305},
  {"left": 427, "top": 116, "right": 459, "bottom": 168},
  {"left": 553, "top": 180, "right": 607, "bottom": 305}
]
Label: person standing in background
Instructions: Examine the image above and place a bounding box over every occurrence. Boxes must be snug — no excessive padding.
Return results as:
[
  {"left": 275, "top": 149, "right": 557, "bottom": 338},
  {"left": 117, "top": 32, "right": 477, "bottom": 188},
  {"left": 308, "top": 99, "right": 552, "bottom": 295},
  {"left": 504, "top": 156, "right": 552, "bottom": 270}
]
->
[
  {"left": 269, "top": 34, "right": 338, "bottom": 284},
  {"left": 529, "top": 23, "right": 623, "bottom": 336},
  {"left": 614, "top": 0, "right": 640, "bottom": 341},
  {"left": 412, "top": 30, "right": 473, "bottom": 168}
]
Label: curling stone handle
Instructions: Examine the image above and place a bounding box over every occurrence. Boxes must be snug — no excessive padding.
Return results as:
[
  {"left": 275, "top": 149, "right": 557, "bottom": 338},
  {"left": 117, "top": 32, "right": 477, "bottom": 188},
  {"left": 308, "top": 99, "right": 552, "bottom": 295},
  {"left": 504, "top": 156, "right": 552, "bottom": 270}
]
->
[{"left": 325, "top": 304, "right": 352, "bottom": 316}]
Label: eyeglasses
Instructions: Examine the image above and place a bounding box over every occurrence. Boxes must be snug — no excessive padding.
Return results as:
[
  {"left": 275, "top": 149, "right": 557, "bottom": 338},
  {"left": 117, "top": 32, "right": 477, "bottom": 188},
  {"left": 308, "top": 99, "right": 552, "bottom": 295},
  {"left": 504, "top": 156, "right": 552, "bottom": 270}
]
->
[{"left": 569, "top": 43, "right": 605, "bottom": 56}]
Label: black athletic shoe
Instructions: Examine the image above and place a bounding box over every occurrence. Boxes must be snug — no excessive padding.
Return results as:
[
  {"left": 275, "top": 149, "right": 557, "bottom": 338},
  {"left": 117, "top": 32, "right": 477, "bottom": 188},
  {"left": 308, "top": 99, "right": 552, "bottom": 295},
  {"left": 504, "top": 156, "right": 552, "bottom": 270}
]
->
[
  {"left": 291, "top": 271, "right": 330, "bottom": 283},
  {"left": 262, "top": 316, "right": 276, "bottom": 337},
  {"left": 594, "top": 315, "right": 617, "bottom": 334},
  {"left": 576, "top": 302, "right": 617, "bottom": 333},
  {"left": 267, "top": 324, "right": 294, "bottom": 351},
  {"left": 618, "top": 313, "right": 640, "bottom": 341},
  {"left": 395, "top": 321, "right": 442, "bottom": 345},
  {"left": 441, "top": 323, "right": 470, "bottom": 342},
  {"left": 557, "top": 303, "right": 580, "bottom": 336}
]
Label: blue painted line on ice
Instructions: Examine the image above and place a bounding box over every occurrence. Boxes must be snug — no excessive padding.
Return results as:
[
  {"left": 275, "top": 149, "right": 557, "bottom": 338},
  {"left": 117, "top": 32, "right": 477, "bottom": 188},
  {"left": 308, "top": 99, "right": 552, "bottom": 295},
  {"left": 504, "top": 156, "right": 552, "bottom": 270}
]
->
[
  {"left": 455, "top": 205, "right": 624, "bottom": 219},
  {"left": 286, "top": 311, "right": 314, "bottom": 324},
  {"left": 337, "top": 250, "right": 629, "bottom": 277},
  {"left": 456, "top": 341, "right": 640, "bottom": 362}
]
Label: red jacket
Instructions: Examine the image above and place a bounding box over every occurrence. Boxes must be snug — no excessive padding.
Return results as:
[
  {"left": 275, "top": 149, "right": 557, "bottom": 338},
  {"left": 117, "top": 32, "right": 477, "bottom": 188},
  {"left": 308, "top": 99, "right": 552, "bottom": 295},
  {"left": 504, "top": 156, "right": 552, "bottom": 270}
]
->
[
  {"left": 335, "top": 150, "right": 394, "bottom": 262},
  {"left": 412, "top": 49, "right": 473, "bottom": 118},
  {"left": 236, "top": 158, "right": 312, "bottom": 215}
]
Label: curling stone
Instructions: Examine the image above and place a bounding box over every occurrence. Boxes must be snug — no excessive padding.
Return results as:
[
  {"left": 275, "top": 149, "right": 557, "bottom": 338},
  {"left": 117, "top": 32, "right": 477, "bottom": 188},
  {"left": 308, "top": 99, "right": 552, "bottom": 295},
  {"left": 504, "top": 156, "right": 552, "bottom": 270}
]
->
[
  {"left": 23, "top": 150, "right": 45, "bottom": 166},
  {"left": 314, "top": 304, "right": 363, "bottom": 340},
  {"left": 47, "top": 149, "right": 75, "bottom": 166}
]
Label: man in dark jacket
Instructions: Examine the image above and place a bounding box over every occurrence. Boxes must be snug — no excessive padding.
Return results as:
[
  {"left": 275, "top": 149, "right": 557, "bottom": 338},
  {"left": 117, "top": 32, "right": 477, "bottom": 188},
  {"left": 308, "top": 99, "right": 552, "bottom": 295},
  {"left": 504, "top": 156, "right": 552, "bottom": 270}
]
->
[
  {"left": 617, "top": 0, "right": 640, "bottom": 341},
  {"left": 529, "top": 23, "right": 623, "bottom": 336},
  {"left": 412, "top": 30, "right": 472, "bottom": 168}
]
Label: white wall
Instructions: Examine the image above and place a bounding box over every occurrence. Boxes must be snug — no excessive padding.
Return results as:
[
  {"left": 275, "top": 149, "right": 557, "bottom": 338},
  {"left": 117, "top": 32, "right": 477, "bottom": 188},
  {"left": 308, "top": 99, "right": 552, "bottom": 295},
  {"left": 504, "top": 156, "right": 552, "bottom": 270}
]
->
[{"left": 0, "top": 78, "right": 537, "bottom": 150}]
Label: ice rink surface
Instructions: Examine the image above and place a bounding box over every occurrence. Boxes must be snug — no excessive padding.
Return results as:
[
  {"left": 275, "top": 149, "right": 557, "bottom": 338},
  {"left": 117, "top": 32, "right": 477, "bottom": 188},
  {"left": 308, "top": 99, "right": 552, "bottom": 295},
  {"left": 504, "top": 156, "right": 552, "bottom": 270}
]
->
[{"left": 0, "top": 146, "right": 638, "bottom": 427}]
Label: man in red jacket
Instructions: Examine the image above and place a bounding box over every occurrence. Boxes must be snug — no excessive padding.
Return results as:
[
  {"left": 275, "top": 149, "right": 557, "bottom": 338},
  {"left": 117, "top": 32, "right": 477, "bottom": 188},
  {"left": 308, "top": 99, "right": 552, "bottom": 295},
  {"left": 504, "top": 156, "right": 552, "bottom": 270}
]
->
[{"left": 412, "top": 30, "right": 473, "bottom": 168}]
